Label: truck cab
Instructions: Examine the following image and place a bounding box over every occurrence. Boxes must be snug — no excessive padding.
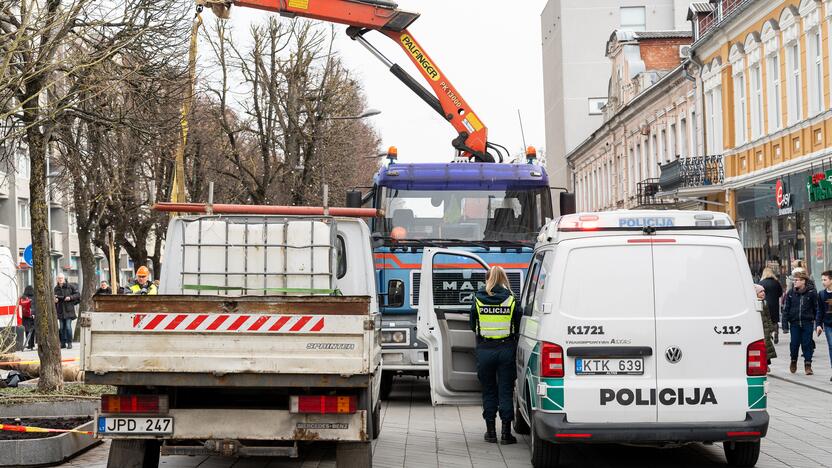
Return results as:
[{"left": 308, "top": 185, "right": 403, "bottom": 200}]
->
[{"left": 369, "top": 162, "right": 553, "bottom": 397}]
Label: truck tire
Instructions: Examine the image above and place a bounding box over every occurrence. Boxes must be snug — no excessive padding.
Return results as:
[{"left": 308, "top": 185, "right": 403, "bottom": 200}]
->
[
  {"left": 379, "top": 371, "right": 393, "bottom": 400},
  {"left": 372, "top": 401, "right": 382, "bottom": 440},
  {"left": 513, "top": 389, "right": 531, "bottom": 435},
  {"left": 107, "top": 439, "right": 160, "bottom": 468},
  {"left": 336, "top": 441, "right": 372, "bottom": 468},
  {"left": 530, "top": 423, "right": 560, "bottom": 468},
  {"left": 723, "top": 440, "right": 761, "bottom": 467}
]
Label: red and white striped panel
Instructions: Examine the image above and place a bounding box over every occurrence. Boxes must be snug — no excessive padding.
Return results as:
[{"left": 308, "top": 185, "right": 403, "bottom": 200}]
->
[{"left": 132, "top": 313, "right": 325, "bottom": 333}]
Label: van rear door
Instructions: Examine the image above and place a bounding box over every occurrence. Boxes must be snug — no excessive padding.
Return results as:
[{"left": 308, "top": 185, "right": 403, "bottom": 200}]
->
[
  {"left": 652, "top": 236, "right": 756, "bottom": 422},
  {"left": 556, "top": 237, "right": 658, "bottom": 423}
]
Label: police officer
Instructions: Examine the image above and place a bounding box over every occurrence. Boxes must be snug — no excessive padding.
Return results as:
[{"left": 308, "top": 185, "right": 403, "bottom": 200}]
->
[
  {"left": 469, "top": 266, "right": 520, "bottom": 444},
  {"left": 130, "top": 266, "right": 158, "bottom": 295}
]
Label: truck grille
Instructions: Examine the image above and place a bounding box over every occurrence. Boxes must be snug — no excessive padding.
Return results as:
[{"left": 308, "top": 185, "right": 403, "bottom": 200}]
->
[{"left": 411, "top": 271, "right": 523, "bottom": 306}]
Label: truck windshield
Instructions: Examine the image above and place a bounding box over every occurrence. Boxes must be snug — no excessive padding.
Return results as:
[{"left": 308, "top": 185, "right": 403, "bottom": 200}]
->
[{"left": 379, "top": 187, "right": 553, "bottom": 243}]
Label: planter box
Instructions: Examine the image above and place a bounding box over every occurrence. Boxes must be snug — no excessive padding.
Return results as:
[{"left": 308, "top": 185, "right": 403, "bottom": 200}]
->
[{"left": 0, "top": 400, "right": 100, "bottom": 467}]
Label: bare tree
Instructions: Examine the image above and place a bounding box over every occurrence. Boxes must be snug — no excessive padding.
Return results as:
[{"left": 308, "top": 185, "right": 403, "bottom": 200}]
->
[
  {"left": 0, "top": 0, "right": 188, "bottom": 391},
  {"left": 198, "top": 18, "right": 379, "bottom": 206}
]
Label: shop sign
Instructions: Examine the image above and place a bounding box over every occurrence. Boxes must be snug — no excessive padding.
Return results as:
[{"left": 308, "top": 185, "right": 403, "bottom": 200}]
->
[
  {"left": 776, "top": 179, "right": 792, "bottom": 215},
  {"left": 808, "top": 169, "right": 832, "bottom": 202}
]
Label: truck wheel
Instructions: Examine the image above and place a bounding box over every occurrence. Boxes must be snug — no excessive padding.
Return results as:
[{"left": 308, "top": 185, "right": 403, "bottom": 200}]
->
[
  {"left": 336, "top": 441, "right": 372, "bottom": 468},
  {"left": 530, "top": 424, "right": 560, "bottom": 468},
  {"left": 379, "top": 371, "right": 394, "bottom": 400},
  {"left": 107, "top": 439, "right": 160, "bottom": 468},
  {"left": 723, "top": 440, "right": 761, "bottom": 467},
  {"left": 512, "top": 390, "right": 531, "bottom": 435}
]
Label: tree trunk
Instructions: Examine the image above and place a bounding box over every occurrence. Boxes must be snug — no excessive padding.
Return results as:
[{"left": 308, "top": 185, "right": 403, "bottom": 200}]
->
[
  {"left": 27, "top": 126, "right": 63, "bottom": 392},
  {"left": 76, "top": 227, "right": 97, "bottom": 315}
]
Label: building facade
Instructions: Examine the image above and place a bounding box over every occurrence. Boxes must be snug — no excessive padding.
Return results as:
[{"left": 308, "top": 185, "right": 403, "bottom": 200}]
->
[
  {"left": 541, "top": 0, "right": 694, "bottom": 190},
  {"left": 684, "top": 0, "right": 832, "bottom": 282},
  {"left": 567, "top": 30, "right": 700, "bottom": 212}
]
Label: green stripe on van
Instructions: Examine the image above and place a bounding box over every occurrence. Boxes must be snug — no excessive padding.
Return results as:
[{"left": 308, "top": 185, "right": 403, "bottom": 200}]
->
[{"left": 747, "top": 377, "right": 766, "bottom": 410}]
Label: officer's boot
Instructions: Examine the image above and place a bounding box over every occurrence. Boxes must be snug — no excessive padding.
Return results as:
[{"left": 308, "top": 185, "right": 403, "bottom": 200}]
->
[
  {"left": 484, "top": 420, "right": 497, "bottom": 443},
  {"left": 501, "top": 420, "right": 517, "bottom": 445}
]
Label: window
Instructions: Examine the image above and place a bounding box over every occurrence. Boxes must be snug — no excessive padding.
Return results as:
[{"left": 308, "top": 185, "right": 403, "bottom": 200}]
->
[
  {"left": 669, "top": 123, "right": 677, "bottom": 158},
  {"left": 659, "top": 128, "right": 667, "bottom": 163},
  {"left": 750, "top": 64, "right": 763, "bottom": 139},
  {"left": 705, "top": 86, "right": 722, "bottom": 155},
  {"left": 787, "top": 43, "right": 802, "bottom": 125},
  {"left": 691, "top": 110, "right": 698, "bottom": 155},
  {"left": 620, "top": 6, "right": 646, "bottom": 32},
  {"left": 68, "top": 212, "right": 77, "bottom": 233},
  {"left": 628, "top": 146, "right": 636, "bottom": 195},
  {"left": 680, "top": 117, "right": 688, "bottom": 158},
  {"left": 521, "top": 251, "right": 547, "bottom": 317},
  {"left": 767, "top": 53, "right": 782, "bottom": 131},
  {"left": 18, "top": 200, "right": 30, "bottom": 228},
  {"left": 734, "top": 71, "right": 746, "bottom": 145},
  {"left": 335, "top": 234, "right": 347, "bottom": 278},
  {"left": 650, "top": 134, "right": 658, "bottom": 177},
  {"left": 15, "top": 149, "right": 30, "bottom": 179},
  {"left": 809, "top": 28, "right": 823, "bottom": 115},
  {"left": 635, "top": 143, "right": 642, "bottom": 183}
]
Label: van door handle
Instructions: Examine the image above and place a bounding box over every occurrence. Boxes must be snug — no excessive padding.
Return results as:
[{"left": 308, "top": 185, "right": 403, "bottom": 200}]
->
[{"left": 566, "top": 346, "right": 653, "bottom": 358}]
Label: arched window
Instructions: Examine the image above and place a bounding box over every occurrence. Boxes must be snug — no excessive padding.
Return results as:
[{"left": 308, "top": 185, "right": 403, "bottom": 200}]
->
[
  {"left": 703, "top": 57, "right": 724, "bottom": 154},
  {"left": 781, "top": 6, "right": 802, "bottom": 125},
  {"left": 799, "top": 0, "right": 823, "bottom": 115},
  {"left": 761, "top": 20, "right": 782, "bottom": 132},
  {"left": 729, "top": 43, "right": 747, "bottom": 146},
  {"left": 745, "top": 33, "right": 763, "bottom": 140}
]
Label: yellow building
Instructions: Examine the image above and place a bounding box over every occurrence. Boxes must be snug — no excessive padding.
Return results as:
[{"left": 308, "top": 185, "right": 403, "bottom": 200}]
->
[{"left": 679, "top": 0, "right": 832, "bottom": 281}]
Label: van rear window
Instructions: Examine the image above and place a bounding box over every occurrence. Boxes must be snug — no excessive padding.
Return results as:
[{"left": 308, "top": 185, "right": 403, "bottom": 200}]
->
[
  {"left": 653, "top": 245, "right": 747, "bottom": 318},
  {"left": 560, "top": 246, "right": 654, "bottom": 319}
]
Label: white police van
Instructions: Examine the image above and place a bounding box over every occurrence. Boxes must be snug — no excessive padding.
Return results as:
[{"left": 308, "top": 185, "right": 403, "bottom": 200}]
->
[{"left": 416, "top": 211, "right": 768, "bottom": 467}]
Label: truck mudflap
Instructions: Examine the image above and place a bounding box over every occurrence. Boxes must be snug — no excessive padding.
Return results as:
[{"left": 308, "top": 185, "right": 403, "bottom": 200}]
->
[{"left": 96, "top": 409, "right": 369, "bottom": 442}]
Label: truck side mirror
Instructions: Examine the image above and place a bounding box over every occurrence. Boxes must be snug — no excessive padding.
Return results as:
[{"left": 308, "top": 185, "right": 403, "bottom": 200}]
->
[
  {"left": 559, "top": 192, "right": 576, "bottom": 216},
  {"left": 345, "top": 190, "right": 363, "bottom": 208},
  {"left": 387, "top": 280, "right": 404, "bottom": 308}
]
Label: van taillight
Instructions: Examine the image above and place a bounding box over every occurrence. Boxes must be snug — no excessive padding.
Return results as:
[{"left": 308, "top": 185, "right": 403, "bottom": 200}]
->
[
  {"left": 746, "top": 339, "right": 767, "bottom": 376},
  {"left": 101, "top": 395, "right": 168, "bottom": 414},
  {"left": 540, "top": 342, "right": 564, "bottom": 378},
  {"left": 290, "top": 396, "right": 357, "bottom": 414}
]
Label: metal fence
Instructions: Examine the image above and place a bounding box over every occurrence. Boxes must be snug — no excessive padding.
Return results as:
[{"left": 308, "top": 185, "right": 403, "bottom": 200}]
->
[{"left": 659, "top": 155, "right": 724, "bottom": 192}]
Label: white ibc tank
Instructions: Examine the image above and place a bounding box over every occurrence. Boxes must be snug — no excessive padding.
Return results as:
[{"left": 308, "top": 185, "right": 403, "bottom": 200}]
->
[{"left": 180, "top": 219, "right": 333, "bottom": 295}]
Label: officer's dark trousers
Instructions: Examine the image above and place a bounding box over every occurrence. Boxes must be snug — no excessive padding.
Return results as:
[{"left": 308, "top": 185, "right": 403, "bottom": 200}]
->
[{"left": 476, "top": 341, "right": 517, "bottom": 422}]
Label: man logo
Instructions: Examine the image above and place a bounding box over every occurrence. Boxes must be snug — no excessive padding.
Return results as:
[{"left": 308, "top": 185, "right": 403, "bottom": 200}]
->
[{"left": 665, "top": 346, "right": 683, "bottom": 364}]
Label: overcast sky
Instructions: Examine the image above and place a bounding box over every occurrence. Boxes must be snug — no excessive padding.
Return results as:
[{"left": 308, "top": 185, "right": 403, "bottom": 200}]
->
[{"left": 217, "top": 0, "right": 549, "bottom": 163}]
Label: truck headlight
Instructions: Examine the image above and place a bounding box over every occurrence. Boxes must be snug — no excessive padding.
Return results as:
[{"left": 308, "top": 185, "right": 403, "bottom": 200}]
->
[{"left": 381, "top": 329, "right": 408, "bottom": 345}]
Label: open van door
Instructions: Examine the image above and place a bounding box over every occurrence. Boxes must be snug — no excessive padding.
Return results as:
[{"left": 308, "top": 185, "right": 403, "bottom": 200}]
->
[{"left": 417, "top": 248, "right": 489, "bottom": 405}]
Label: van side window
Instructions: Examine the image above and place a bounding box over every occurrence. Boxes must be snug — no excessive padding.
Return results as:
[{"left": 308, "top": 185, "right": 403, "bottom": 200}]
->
[
  {"left": 521, "top": 252, "right": 546, "bottom": 316},
  {"left": 335, "top": 235, "right": 347, "bottom": 279}
]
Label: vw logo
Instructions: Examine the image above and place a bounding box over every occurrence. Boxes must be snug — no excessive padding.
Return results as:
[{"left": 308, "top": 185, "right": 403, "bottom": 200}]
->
[{"left": 665, "top": 346, "right": 683, "bottom": 364}]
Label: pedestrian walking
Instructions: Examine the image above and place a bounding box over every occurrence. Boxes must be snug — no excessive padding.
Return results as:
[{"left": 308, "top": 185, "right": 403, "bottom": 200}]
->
[
  {"left": 754, "top": 284, "right": 777, "bottom": 369},
  {"left": 54, "top": 274, "right": 80, "bottom": 349},
  {"left": 782, "top": 271, "right": 817, "bottom": 375},
  {"left": 469, "top": 266, "right": 519, "bottom": 445},
  {"left": 759, "top": 268, "right": 783, "bottom": 344},
  {"left": 19, "top": 285, "right": 35, "bottom": 350},
  {"left": 129, "top": 266, "right": 157, "bottom": 295},
  {"left": 816, "top": 270, "right": 832, "bottom": 382},
  {"left": 95, "top": 280, "right": 112, "bottom": 295}
]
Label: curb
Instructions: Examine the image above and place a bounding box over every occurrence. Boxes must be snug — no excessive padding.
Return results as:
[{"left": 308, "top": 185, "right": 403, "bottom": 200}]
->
[
  {"left": 768, "top": 373, "right": 832, "bottom": 395},
  {"left": 0, "top": 400, "right": 100, "bottom": 467}
]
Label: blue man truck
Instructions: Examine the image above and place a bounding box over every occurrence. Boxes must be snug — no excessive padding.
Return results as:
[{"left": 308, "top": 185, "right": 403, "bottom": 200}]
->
[{"left": 349, "top": 159, "right": 558, "bottom": 398}]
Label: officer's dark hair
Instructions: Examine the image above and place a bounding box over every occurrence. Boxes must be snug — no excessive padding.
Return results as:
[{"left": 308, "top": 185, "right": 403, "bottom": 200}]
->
[{"left": 822, "top": 270, "right": 832, "bottom": 280}]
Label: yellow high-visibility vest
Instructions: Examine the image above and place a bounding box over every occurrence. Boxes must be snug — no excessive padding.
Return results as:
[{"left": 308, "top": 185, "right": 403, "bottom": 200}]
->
[{"left": 475, "top": 295, "right": 516, "bottom": 339}]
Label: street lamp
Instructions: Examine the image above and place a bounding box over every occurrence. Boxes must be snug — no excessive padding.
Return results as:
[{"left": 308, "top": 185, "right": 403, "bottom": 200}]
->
[
  {"left": 319, "top": 109, "right": 382, "bottom": 205},
  {"left": 324, "top": 108, "right": 382, "bottom": 121}
]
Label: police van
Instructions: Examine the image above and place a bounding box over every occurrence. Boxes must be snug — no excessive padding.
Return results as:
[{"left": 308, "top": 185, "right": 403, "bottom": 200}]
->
[{"left": 415, "top": 211, "right": 768, "bottom": 467}]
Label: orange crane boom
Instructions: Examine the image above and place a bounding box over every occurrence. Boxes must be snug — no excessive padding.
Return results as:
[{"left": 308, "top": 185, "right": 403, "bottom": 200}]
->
[{"left": 198, "top": 0, "right": 496, "bottom": 162}]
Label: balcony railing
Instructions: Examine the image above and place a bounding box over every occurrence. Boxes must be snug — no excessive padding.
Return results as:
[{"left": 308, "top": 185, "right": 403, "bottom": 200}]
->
[
  {"left": 637, "top": 178, "right": 669, "bottom": 207},
  {"left": 658, "top": 155, "right": 724, "bottom": 192},
  {"left": 697, "top": 0, "right": 753, "bottom": 40}
]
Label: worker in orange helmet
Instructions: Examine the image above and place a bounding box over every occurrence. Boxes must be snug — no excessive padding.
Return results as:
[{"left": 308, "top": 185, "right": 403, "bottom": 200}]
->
[{"left": 129, "top": 266, "right": 158, "bottom": 295}]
